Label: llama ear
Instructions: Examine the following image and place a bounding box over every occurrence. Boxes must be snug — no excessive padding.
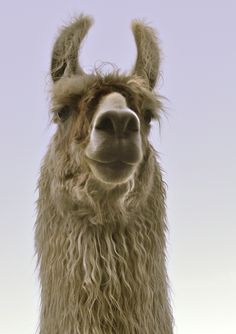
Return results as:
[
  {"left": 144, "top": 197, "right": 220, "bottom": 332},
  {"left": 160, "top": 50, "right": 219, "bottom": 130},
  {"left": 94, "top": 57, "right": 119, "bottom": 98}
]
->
[
  {"left": 51, "top": 15, "right": 93, "bottom": 82},
  {"left": 131, "top": 20, "right": 161, "bottom": 90}
]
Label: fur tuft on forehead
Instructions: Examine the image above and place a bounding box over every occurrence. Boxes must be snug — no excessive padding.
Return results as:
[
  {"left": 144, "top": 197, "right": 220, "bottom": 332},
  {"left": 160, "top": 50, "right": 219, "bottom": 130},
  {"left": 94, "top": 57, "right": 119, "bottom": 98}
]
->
[{"left": 51, "top": 72, "right": 162, "bottom": 122}]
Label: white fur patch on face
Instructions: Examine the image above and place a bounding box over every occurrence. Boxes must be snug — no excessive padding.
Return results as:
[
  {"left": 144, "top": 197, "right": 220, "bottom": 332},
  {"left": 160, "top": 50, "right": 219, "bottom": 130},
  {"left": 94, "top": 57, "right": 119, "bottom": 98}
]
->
[{"left": 99, "top": 92, "right": 128, "bottom": 111}]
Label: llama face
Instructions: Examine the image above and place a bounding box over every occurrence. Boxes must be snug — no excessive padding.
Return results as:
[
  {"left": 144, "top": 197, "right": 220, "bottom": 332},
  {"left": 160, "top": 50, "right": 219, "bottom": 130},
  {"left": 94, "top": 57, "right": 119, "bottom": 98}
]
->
[
  {"left": 51, "top": 75, "right": 159, "bottom": 187},
  {"left": 50, "top": 15, "right": 162, "bottom": 189},
  {"left": 85, "top": 92, "right": 142, "bottom": 184}
]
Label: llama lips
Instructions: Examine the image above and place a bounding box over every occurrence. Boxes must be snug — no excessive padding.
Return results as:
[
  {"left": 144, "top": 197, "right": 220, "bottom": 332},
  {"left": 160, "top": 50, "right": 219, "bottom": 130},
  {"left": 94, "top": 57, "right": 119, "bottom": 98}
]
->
[
  {"left": 87, "top": 158, "right": 135, "bottom": 170},
  {"left": 87, "top": 158, "right": 136, "bottom": 184}
]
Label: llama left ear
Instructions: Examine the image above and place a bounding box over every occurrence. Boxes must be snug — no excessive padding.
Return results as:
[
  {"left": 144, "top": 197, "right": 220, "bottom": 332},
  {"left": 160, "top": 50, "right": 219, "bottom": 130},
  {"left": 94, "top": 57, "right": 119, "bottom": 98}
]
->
[
  {"left": 51, "top": 15, "right": 93, "bottom": 82},
  {"left": 131, "top": 20, "right": 160, "bottom": 90}
]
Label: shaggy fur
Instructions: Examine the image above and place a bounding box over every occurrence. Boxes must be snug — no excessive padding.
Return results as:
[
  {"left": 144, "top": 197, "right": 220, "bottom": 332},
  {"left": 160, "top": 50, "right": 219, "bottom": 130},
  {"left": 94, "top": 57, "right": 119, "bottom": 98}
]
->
[{"left": 35, "top": 15, "right": 173, "bottom": 334}]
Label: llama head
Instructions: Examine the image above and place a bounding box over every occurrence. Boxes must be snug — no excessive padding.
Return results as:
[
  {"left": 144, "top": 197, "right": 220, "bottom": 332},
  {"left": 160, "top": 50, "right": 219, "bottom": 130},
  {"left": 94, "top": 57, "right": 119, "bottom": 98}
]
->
[{"left": 50, "top": 15, "right": 162, "bottom": 189}]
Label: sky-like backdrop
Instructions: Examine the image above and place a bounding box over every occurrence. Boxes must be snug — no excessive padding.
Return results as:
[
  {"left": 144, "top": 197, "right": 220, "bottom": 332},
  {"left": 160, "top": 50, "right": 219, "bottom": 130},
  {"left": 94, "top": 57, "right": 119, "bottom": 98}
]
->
[{"left": 0, "top": 1, "right": 235, "bottom": 333}]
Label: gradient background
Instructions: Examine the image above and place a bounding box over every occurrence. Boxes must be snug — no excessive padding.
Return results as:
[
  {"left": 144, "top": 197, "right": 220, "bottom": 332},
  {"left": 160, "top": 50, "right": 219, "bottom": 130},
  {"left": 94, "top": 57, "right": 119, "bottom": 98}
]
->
[{"left": 0, "top": 1, "right": 235, "bottom": 333}]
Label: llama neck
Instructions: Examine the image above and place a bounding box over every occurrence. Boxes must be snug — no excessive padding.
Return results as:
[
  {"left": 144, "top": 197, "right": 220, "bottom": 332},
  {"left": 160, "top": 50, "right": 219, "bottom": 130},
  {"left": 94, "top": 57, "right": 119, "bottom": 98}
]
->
[
  {"left": 36, "top": 196, "right": 169, "bottom": 334},
  {"left": 36, "top": 148, "right": 172, "bottom": 333}
]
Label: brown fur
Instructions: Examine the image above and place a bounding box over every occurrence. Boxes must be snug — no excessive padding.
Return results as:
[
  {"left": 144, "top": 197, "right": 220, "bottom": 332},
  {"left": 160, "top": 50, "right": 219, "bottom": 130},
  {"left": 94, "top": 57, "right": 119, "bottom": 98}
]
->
[{"left": 35, "top": 15, "right": 173, "bottom": 334}]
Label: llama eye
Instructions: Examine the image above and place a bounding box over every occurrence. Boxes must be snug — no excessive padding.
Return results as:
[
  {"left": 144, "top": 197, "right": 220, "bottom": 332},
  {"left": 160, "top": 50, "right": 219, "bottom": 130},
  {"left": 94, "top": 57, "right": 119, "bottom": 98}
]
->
[
  {"left": 144, "top": 110, "right": 153, "bottom": 125},
  {"left": 57, "top": 105, "right": 72, "bottom": 122}
]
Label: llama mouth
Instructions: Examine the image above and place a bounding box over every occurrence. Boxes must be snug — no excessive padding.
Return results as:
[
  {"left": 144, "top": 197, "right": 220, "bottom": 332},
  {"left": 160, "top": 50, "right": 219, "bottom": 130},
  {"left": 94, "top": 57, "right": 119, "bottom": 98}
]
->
[
  {"left": 87, "top": 158, "right": 135, "bottom": 170},
  {"left": 86, "top": 157, "right": 136, "bottom": 183}
]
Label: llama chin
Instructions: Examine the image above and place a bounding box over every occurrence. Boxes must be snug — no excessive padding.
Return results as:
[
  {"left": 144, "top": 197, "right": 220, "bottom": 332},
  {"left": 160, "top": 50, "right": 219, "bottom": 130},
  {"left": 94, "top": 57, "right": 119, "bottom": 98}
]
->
[{"left": 35, "top": 14, "right": 173, "bottom": 334}]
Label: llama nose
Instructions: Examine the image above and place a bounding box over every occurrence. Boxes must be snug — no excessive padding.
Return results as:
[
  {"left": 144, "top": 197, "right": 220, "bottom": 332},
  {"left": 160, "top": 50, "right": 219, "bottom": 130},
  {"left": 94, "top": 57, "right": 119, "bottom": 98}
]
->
[{"left": 94, "top": 110, "right": 140, "bottom": 136}]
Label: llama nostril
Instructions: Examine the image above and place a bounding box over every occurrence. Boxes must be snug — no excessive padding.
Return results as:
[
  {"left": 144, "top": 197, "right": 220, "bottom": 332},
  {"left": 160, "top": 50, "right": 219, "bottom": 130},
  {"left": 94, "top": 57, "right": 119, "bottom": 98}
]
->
[
  {"left": 95, "top": 116, "right": 114, "bottom": 133},
  {"left": 95, "top": 110, "right": 139, "bottom": 135},
  {"left": 126, "top": 117, "right": 139, "bottom": 132}
]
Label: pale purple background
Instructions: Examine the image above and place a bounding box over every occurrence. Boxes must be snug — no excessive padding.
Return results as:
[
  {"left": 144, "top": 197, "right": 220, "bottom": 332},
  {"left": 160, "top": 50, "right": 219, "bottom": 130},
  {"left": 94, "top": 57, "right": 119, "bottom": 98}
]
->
[{"left": 0, "top": 1, "right": 235, "bottom": 333}]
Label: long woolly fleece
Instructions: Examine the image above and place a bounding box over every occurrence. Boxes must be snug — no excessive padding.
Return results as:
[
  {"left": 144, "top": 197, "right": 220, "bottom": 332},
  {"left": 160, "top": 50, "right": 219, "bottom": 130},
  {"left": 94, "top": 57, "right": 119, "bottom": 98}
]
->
[
  {"left": 35, "top": 14, "right": 173, "bottom": 334},
  {"left": 36, "top": 142, "right": 173, "bottom": 333}
]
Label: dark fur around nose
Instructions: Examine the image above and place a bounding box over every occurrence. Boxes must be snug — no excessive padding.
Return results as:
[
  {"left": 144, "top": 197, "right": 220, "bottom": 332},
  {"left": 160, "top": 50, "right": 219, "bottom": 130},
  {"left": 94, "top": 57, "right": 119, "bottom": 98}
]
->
[{"left": 95, "top": 110, "right": 139, "bottom": 137}]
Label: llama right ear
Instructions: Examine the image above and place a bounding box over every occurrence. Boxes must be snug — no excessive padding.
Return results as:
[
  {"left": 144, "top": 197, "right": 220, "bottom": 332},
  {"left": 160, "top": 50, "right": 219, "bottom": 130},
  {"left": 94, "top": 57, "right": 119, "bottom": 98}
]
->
[
  {"left": 51, "top": 15, "right": 93, "bottom": 82},
  {"left": 131, "top": 20, "right": 161, "bottom": 90}
]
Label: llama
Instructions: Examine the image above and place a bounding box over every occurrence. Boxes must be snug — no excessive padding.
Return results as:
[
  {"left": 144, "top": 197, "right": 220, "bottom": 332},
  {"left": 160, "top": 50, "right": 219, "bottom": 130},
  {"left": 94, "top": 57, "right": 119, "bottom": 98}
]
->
[{"left": 35, "top": 15, "right": 173, "bottom": 334}]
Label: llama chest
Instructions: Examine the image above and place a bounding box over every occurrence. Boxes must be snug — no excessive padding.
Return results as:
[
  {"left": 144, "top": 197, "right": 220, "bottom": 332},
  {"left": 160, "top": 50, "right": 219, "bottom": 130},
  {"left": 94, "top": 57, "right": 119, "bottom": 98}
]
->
[
  {"left": 44, "top": 214, "right": 157, "bottom": 292},
  {"left": 39, "top": 213, "right": 163, "bottom": 333}
]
